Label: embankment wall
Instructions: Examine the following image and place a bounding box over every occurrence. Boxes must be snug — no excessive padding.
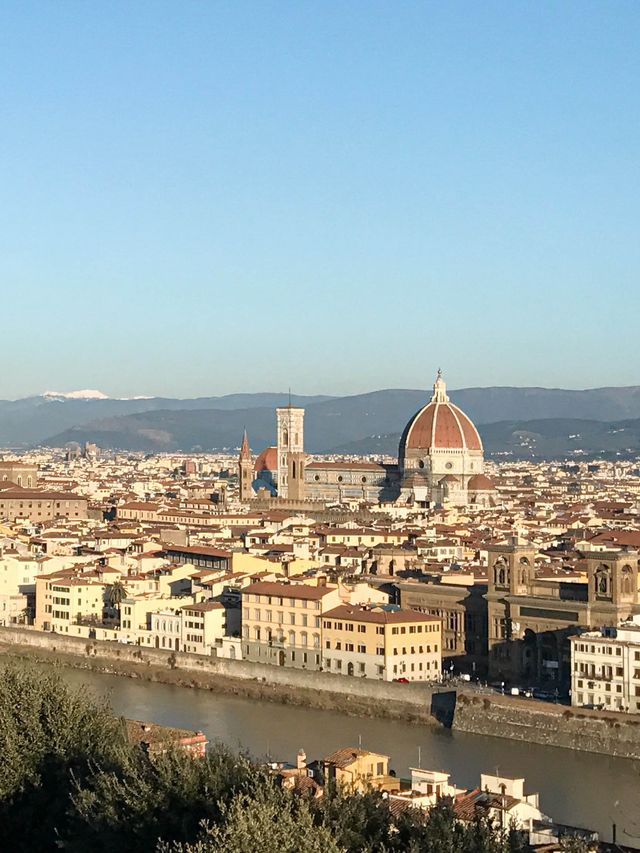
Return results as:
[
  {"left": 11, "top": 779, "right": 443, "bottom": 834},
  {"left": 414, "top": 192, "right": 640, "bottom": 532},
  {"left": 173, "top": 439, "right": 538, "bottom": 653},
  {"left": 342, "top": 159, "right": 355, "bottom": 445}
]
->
[
  {"left": 0, "top": 626, "right": 441, "bottom": 722},
  {"left": 4, "top": 626, "right": 640, "bottom": 757},
  {"left": 453, "top": 691, "right": 640, "bottom": 760}
]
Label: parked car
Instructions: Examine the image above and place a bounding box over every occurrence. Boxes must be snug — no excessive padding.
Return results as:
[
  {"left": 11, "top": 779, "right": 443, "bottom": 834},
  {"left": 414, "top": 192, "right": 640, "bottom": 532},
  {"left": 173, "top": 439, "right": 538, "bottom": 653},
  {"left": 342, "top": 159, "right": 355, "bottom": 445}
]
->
[{"left": 531, "top": 688, "right": 555, "bottom": 702}]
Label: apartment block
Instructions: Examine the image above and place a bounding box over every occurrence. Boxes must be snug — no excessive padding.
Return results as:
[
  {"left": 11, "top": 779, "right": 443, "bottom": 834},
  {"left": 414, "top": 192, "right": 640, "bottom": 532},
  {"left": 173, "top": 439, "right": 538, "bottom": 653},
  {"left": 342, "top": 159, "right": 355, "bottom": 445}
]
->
[
  {"left": 241, "top": 580, "right": 342, "bottom": 670},
  {"left": 322, "top": 604, "right": 441, "bottom": 681}
]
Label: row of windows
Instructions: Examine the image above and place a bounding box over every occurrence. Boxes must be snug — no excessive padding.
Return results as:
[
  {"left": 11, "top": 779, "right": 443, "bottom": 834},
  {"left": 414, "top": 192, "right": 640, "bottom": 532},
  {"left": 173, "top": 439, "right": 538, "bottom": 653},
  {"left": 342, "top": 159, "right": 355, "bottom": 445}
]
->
[
  {"left": 246, "top": 608, "right": 321, "bottom": 628},
  {"left": 243, "top": 645, "right": 320, "bottom": 667},
  {"left": 575, "top": 642, "right": 623, "bottom": 656},
  {"left": 391, "top": 624, "right": 437, "bottom": 635},
  {"left": 153, "top": 620, "right": 180, "bottom": 633},
  {"left": 576, "top": 666, "right": 640, "bottom": 681},
  {"left": 52, "top": 610, "right": 70, "bottom": 620},
  {"left": 326, "top": 641, "right": 367, "bottom": 653},
  {"left": 323, "top": 620, "right": 384, "bottom": 634},
  {"left": 325, "top": 659, "right": 385, "bottom": 676},
  {"left": 242, "top": 627, "right": 321, "bottom": 648},
  {"left": 245, "top": 594, "right": 321, "bottom": 609}
]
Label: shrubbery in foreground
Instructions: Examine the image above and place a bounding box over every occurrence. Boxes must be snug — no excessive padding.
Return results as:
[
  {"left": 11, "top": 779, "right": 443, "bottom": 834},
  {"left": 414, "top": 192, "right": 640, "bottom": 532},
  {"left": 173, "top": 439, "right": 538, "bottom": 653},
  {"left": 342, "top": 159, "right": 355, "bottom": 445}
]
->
[{"left": 0, "top": 664, "right": 588, "bottom": 852}]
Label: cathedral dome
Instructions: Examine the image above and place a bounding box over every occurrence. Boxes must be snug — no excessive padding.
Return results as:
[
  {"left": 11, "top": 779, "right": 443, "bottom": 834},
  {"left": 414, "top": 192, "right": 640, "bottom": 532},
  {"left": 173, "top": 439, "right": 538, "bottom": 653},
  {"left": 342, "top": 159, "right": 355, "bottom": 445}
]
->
[
  {"left": 399, "top": 371, "right": 482, "bottom": 454},
  {"left": 467, "top": 473, "right": 495, "bottom": 491},
  {"left": 254, "top": 446, "right": 277, "bottom": 474}
]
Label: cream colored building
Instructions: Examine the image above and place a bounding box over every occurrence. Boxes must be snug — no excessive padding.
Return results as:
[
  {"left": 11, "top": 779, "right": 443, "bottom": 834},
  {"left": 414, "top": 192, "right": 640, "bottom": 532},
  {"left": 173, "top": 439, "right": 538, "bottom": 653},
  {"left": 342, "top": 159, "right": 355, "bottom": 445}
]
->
[
  {"left": 322, "top": 604, "right": 441, "bottom": 681},
  {"left": 121, "top": 592, "right": 194, "bottom": 634},
  {"left": 570, "top": 615, "right": 640, "bottom": 712},
  {"left": 180, "top": 601, "right": 226, "bottom": 654},
  {"left": 241, "top": 580, "right": 342, "bottom": 670},
  {"left": 0, "top": 552, "right": 44, "bottom": 624},
  {"left": 35, "top": 575, "right": 106, "bottom": 632}
]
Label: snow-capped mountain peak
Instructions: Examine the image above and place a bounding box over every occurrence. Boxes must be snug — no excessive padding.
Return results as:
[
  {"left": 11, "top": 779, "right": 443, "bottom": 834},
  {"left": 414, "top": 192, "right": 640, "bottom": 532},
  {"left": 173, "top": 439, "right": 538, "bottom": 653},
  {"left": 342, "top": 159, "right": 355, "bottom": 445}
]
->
[{"left": 43, "top": 389, "right": 110, "bottom": 400}]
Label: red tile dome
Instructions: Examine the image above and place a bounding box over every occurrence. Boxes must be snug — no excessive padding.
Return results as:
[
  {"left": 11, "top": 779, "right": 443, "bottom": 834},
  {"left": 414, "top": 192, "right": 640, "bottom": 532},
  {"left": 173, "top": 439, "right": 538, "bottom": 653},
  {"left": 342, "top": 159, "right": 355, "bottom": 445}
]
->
[
  {"left": 254, "top": 446, "right": 277, "bottom": 474},
  {"left": 399, "top": 371, "right": 482, "bottom": 453},
  {"left": 467, "top": 473, "right": 495, "bottom": 490}
]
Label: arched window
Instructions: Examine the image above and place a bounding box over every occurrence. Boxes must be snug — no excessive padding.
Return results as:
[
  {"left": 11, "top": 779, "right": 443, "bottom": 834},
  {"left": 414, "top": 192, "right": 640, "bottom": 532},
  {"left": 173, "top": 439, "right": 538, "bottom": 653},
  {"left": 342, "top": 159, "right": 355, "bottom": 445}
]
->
[
  {"left": 493, "top": 559, "right": 508, "bottom": 587},
  {"left": 254, "top": 627, "right": 261, "bottom": 641},
  {"left": 519, "top": 558, "right": 529, "bottom": 587},
  {"left": 283, "top": 429, "right": 289, "bottom": 447},
  {"left": 300, "top": 631, "right": 308, "bottom": 647},
  {"left": 621, "top": 566, "right": 633, "bottom": 596},
  {"left": 313, "top": 633, "right": 320, "bottom": 649},
  {"left": 288, "top": 630, "right": 296, "bottom": 646},
  {"left": 595, "top": 565, "right": 611, "bottom": 597},
  {"left": 292, "top": 461, "right": 296, "bottom": 479}
]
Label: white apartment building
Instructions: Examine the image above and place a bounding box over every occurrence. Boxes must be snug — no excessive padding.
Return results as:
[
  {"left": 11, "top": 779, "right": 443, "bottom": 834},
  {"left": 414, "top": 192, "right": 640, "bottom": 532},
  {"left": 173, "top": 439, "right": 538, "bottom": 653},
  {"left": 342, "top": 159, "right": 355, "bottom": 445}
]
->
[{"left": 570, "top": 615, "right": 640, "bottom": 712}]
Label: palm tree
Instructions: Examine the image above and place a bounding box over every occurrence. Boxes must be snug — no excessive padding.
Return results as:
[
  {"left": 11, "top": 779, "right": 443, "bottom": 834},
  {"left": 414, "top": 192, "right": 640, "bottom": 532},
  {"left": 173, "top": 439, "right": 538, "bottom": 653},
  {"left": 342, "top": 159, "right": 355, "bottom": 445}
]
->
[{"left": 106, "top": 580, "right": 129, "bottom": 624}]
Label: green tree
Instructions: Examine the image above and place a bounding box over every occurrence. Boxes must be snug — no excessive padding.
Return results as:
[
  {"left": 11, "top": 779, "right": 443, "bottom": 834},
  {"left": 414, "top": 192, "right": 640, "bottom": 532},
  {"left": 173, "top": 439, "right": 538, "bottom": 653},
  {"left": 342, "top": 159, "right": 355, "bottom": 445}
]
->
[
  {"left": 162, "top": 784, "right": 344, "bottom": 853},
  {"left": 312, "top": 782, "right": 394, "bottom": 851},
  {"left": 106, "top": 579, "right": 129, "bottom": 622},
  {"left": 559, "top": 836, "right": 593, "bottom": 853},
  {"left": 66, "top": 744, "right": 261, "bottom": 853},
  {"left": 0, "top": 663, "right": 130, "bottom": 851}
]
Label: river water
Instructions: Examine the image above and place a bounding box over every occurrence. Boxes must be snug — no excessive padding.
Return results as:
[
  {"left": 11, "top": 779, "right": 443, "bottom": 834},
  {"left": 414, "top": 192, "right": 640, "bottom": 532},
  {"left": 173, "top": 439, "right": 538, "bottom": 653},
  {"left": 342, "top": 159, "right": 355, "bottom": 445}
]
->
[{"left": 57, "top": 667, "right": 639, "bottom": 847}]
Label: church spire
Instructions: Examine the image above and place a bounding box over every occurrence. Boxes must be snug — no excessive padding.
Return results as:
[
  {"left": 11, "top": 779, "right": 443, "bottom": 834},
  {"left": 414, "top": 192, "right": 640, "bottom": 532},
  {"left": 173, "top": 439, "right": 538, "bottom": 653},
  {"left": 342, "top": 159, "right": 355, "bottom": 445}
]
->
[
  {"left": 431, "top": 368, "right": 449, "bottom": 403},
  {"left": 239, "top": 429, "right": 250, "bottom": 460}
]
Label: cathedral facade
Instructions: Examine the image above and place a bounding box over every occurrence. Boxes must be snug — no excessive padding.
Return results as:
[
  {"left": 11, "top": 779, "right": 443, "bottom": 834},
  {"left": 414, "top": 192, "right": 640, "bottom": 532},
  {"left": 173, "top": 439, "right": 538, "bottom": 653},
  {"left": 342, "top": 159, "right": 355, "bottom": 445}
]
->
[{"left": 241, "top": 371, "right": 495, "bottom": 508}]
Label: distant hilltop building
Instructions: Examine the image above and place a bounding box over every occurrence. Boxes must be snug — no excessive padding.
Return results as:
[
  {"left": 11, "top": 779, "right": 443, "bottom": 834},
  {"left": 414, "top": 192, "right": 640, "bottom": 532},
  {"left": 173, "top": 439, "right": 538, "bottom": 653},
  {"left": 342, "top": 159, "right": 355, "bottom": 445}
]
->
[{"left": 239, "top": 370, "right": 495, "bottom": 508}]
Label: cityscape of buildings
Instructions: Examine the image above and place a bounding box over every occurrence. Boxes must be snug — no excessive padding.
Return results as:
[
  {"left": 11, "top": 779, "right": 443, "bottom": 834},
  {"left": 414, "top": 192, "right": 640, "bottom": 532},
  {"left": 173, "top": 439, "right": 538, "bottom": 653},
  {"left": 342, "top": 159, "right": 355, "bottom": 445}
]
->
[{"left": 0, "top": 373, "right": 639, "bottom": 718}]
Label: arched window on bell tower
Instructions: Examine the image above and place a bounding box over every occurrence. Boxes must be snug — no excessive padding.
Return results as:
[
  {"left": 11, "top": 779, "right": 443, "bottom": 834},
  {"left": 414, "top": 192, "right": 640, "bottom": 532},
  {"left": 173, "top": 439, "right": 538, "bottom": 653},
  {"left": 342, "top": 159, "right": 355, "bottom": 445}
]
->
[
  {"left": 493, "top": 557, "right": 509, "bottom": 588},
  {"left": 595, "top": 565, "right": 611, "bottom": 598},
  {"left": 621, "top": 566, "right": 633, "bottom": 597}
]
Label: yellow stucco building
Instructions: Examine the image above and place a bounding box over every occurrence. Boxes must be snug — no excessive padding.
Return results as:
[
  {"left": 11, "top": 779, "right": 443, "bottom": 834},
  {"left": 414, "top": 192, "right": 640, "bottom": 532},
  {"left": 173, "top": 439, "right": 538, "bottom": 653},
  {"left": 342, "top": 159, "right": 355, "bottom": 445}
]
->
[{"left": 322, "top": 604, "right": 441, "bottom": 681}]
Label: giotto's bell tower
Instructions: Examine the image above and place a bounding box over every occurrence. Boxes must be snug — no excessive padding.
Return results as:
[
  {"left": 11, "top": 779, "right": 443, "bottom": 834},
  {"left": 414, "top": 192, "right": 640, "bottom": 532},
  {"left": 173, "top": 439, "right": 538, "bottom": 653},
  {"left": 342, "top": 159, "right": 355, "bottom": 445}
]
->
[{"left": 276, "top": 406, "right": 305, "bottom": 500}]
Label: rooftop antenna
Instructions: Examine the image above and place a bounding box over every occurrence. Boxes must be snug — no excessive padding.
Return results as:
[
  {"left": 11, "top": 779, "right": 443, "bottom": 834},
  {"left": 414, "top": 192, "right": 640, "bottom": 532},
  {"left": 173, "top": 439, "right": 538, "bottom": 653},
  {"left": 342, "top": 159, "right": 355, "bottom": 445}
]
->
[
  {"left": 358, "top": 733, "right": 362, "bottom": 749},
  {"left": 417, "top": 745, "right": 421, "bottom": 769},
  {"left": 288, "top": 386, "right": 292, "bottom": 407}
]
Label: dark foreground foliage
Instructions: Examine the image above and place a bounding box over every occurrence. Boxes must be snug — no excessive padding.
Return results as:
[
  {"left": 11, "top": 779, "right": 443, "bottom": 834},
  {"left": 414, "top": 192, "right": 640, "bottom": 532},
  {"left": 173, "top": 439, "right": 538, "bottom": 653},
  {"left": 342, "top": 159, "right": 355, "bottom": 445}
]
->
[{"left": 0, "top": 663, "right": 588, "bottom": 853}]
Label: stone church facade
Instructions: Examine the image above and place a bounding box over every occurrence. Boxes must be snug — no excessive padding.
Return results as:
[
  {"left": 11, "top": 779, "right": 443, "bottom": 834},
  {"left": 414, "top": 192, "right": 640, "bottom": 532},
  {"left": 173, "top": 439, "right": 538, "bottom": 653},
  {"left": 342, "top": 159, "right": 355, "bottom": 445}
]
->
[{"left": 240, "top": 371, "right": 496, "bottom": 508}]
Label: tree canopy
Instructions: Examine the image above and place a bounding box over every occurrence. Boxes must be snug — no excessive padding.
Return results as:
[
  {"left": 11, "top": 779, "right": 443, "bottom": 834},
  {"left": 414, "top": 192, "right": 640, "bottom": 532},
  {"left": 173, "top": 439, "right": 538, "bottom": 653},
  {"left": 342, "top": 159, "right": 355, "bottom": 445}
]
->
[{"left": 0, "top": 662, "right": 586, "bottom": 852}]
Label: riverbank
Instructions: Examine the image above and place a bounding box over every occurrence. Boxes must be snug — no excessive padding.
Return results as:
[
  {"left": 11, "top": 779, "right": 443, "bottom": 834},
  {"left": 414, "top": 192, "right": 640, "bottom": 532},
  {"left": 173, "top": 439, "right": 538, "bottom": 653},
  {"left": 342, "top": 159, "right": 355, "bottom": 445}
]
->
[
  {"left": 3, "top": 626, "right": 640, "bottom": 758},
  {"left": 0, "top": 627, "right": 438, "bottom": 724}
]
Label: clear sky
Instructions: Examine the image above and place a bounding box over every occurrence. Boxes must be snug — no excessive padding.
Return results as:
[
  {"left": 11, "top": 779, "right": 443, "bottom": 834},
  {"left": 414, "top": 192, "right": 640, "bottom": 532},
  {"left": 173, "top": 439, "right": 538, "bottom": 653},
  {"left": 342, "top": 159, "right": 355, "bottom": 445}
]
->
[{"left": 1, "top": 1, "right": 639, "bottom": 399}]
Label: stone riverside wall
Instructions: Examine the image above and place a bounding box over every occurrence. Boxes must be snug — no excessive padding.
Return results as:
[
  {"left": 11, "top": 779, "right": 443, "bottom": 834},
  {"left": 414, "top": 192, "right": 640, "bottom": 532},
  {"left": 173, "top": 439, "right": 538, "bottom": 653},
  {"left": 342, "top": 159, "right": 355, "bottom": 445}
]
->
[
  {"left": 453, "top": 691, "right": 640, "bottom": 760},
  {"left": 4, "top": 626, "right": 639, "bottom": 757},
  {"left": 0, "top": 626, "right": 443, "bottom": 723}
]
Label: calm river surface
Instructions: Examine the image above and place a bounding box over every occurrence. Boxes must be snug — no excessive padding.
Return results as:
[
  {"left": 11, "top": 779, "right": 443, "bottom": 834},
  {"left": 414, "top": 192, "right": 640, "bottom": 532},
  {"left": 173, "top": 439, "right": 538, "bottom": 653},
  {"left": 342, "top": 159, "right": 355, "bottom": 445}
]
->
[{"left": 57, "top": 667, "right": 639, "bottom": 847}]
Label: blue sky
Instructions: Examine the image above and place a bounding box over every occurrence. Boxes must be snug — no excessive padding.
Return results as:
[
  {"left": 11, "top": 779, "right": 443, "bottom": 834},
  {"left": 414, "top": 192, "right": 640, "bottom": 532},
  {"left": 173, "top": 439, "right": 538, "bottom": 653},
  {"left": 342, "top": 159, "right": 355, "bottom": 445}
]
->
[{"left": 1, "top": 1, "right": 639, "bottom": 399}]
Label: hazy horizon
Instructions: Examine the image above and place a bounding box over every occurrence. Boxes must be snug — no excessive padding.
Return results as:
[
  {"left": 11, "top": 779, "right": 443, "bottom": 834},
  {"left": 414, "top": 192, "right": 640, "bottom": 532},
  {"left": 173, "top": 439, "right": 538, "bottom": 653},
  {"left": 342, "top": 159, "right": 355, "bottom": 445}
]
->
[{"left": 6, "top": 379, "right": 640, "bottom": 403}]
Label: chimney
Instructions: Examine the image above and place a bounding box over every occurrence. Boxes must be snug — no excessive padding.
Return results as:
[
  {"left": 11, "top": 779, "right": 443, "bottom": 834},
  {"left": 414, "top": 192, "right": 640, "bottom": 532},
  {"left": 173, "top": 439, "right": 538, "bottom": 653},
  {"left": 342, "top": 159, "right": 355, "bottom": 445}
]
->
[{"left": 296, "top": 749, "right": 307, "bottom": 770}]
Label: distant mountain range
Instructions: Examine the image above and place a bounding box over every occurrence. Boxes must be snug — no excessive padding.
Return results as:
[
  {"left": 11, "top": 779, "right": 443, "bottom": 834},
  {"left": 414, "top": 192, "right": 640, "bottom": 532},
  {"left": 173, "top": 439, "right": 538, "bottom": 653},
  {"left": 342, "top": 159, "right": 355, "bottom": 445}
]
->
[
  {"left": 331, "top": 419, "right": 640, "bottom": 461},
  {"left": 0, "top": 384, "right": 631, "bottom": 459}
]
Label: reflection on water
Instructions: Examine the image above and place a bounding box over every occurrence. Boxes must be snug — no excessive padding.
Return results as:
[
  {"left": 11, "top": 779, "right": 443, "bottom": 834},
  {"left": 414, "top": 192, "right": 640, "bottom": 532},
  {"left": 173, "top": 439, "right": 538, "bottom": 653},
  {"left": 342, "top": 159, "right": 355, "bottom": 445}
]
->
[{"left": 59, "top": 667, "right": 640, "bottom": 846}]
